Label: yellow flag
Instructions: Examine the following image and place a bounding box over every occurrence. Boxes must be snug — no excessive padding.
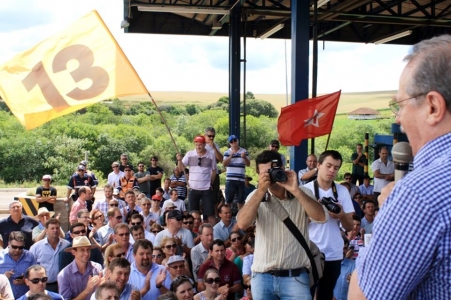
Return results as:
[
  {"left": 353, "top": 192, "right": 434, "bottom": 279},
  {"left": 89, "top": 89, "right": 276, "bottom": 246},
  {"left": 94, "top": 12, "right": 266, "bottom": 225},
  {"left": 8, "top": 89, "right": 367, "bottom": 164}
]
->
[{"left": 0, "top": 10, "right": 148, "bottom": 130}]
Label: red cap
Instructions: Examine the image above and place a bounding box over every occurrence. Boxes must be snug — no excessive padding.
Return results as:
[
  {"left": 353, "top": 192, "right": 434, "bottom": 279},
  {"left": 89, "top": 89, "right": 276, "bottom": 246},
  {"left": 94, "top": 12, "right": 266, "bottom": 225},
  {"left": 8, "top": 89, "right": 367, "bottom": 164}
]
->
[
  {"left": 193, "top": 136, "right": 206, "bottom": 143},
  {"left": 151, "top": 194, "right": 162, "bottom": 201}
]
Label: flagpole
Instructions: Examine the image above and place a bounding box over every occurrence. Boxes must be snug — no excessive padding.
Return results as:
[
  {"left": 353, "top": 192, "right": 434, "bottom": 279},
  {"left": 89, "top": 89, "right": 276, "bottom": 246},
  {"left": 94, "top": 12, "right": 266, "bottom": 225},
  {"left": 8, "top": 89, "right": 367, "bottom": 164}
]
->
[{"left": 325, "top": 133, "right": 332, "bottom": 151}]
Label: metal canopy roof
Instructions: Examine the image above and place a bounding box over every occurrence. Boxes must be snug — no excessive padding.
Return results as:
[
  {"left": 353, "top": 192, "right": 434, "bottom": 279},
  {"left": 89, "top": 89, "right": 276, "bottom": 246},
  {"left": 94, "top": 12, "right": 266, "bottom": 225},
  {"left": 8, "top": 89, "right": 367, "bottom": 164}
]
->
[{"left": 124, "top": 0, "right": 451, "bottom": 45}]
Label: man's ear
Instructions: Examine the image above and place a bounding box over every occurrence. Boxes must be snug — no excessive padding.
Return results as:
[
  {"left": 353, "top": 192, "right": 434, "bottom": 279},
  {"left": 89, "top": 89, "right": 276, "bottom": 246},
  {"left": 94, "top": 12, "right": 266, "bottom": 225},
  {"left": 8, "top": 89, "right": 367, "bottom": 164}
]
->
[{"left": 425, "top": 91, "right": 447, "bottom": 125}]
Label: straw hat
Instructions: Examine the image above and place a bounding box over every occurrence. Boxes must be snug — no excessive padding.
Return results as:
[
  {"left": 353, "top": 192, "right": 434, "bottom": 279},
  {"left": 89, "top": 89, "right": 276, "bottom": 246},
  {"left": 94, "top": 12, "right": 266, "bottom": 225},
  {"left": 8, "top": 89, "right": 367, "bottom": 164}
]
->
[
  {"left": 34, "top": 207, "right": 55, "bottom": 219},
  {"left": 64, "top": 236, "right": 99, "bottom": 252}
]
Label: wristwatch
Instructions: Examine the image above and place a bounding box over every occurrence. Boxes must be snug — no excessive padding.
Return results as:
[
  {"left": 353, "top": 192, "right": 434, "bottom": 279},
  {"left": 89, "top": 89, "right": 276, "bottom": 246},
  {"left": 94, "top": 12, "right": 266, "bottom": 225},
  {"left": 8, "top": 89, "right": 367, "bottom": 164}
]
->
[{"left": 156, "top": 283, "right": 163, "bottom": 288}]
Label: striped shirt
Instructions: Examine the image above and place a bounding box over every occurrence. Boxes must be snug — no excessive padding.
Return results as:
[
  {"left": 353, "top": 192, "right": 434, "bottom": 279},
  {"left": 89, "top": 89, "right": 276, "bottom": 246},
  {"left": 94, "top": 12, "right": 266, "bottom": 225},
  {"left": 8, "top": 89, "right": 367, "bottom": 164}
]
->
[
  {"left": 224, "top": 147, "right": 249, "bottom": 181},
  {"left": 182, "top": 150, "right": 216, "bottom": 190},
  {"left": 247, "top": 186, "right": 326, "bottom": 273},
  {"left": 357, "top": 133, "right": 451, "bottom": 299},
  {"left": 169, "top": 174, "right": 187, "bottom": 199}
]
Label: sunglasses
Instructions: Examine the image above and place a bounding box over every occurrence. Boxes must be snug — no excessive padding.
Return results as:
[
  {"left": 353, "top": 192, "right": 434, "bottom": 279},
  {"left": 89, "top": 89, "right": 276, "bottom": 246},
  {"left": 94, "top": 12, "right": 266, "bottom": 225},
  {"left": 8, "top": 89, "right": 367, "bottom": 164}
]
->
[
  {"left": 116, "top": 233, "right": 128, "bottom": 237},
  {"left": 165, "top": 244, "right": 177, "bottom": 249},
  {"left": 197, "top": 157, "right": 202, "bottom": 166},
  {"left": 110, "top": 204, "right": 119, "bottom": 207},
  {"left": 10, "top": 245, "right": 25, "bottom": 250},
  {"left": 131, "top": 222, "right": 142, "bottom": 226},
  {"left": 72, "top": 229, "right": 87, "bottom": 235},
  {"left": 93, "top": 215, "right": 103, "bottom": 220},
  {"left": 207, "top": 135, "right": 215, "bottom": 138},
  {"left": 231, "top": 237, "right": 241, "bottom": 243},
  {"left": 169, "top": 264, "right": 185, "bottom": 270},
  {"left": 230, "top": 139, "right": 237, "bottom": 143},
  {"left": 29, "top": 277, "right": 48, "bottom": 284},
  {"left": 114, "top": 252, "right": 126, "bottom": 258},
  {"left": 271, "top": 145, "right": 280, "bottom": 149},
  {"left": 183, "top": 221, "right": 193, "bottom": 225},
  {"left": 244, "top": 284, "right": 251, "bottom": 290},
  {"left": 151, "top": 230, "right": 160, "bottom": 234},
  {"left": 205, "top": 277, "right": 221, "bottom": 284},
  {"left": 115, "top": 216, "right": 123, "bottom": 220},
  {"left": 152, "top": 254, "right": 162, "bottom": 258}
]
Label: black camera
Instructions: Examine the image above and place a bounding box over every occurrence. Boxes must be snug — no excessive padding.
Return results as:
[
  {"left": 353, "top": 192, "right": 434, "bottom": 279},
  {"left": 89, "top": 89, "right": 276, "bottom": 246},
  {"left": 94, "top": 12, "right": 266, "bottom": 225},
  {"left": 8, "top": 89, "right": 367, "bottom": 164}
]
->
[
  {"left": 268, "top": 160, "right": 287, "bottom": 183},
  {"left": 320, "top": 197, "right": 341, "bottom": 214}
]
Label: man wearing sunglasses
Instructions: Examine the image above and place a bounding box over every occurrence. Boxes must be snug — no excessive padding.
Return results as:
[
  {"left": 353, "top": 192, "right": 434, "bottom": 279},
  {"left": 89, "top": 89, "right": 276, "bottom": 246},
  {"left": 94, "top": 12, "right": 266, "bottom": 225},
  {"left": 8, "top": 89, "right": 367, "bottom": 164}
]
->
[
  {"left": 223, "top": 135, "right": 250, "bottom": 211},
  {"left": 268, "top": 140, "right": 286, "bottom": 168},
  {"left": 59, "top": 223, "right": 103, "bottom": 272},
  {"left": 204, "top": 127, "right": 224, "bottom": 214},
  {"left": 35, "top": 175, "right": 57, "bottom": 212},
  {"left": 17, "top": 265, "right": 63, "bottom": 300},
  {"left": 97, "top": 208, "right": 123, "bottom": 252},
  {"left": 177, "top": 135, "right": 217, "bottom": 225},
  {"left": 113, "top": 224, "right": 135, "bottom": 264},
  {"left": 0, "top": 231, "right": 36, "bottom": 299}
]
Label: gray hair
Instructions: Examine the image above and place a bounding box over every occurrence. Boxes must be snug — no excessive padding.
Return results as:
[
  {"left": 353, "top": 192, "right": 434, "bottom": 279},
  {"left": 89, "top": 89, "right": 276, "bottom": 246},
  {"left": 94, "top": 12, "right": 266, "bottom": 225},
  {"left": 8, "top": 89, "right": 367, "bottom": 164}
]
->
[
  {"left": 95, "top": 282, "right": 119, "bottom": 300},
  {"left": 204, "top": 127, "right": 216, "bottom": 134},
  {"left": 9, "top": 201, "right": 22, "bottom": 209},
  {"left": 404, "top": 34, "right": 451, "bottom": 111}
]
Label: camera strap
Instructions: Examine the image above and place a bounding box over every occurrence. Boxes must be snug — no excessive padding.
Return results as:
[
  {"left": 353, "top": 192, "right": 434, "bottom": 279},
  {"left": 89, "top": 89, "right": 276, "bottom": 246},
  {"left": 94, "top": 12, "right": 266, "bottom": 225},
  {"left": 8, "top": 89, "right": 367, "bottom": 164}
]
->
[{"left": 313, "top": 180, "right": 339, "bottom": 201}]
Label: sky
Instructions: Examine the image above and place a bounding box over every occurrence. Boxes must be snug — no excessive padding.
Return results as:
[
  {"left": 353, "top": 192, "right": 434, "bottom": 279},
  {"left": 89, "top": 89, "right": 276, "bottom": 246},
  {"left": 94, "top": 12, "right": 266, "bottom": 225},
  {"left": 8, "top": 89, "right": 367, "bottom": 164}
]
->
[{"left": 0, "top": 1, "right": 411, "bottom": 95}]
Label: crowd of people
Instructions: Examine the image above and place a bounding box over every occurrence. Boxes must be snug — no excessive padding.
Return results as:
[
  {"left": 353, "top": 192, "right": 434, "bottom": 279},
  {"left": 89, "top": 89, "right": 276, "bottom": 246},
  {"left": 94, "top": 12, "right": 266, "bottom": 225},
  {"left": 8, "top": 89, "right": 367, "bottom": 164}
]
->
[{"left": 2, "top": 33, "right": 450, "bottom": 300}]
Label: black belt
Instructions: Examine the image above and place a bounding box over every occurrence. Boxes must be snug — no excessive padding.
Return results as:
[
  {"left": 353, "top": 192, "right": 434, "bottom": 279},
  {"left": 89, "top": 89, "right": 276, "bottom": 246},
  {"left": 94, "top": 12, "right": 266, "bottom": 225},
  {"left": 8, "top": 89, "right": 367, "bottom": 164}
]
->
[{"left": 264, "top": 267, "right": 308, "bottom": 277}]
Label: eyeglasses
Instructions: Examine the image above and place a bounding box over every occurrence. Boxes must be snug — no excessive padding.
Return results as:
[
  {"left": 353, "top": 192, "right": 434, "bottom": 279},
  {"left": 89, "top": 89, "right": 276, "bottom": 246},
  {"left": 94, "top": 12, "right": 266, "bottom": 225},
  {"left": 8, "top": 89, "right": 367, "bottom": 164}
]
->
[
  {"left": 205, "top": 277, "right": 221, "bottom": 284},
  {"left": 231, "top": 237, "right": 242, "bottom": 242},
  {"left": 114, "top": 252, "right": 126, "bottom": 258},
  {"left": 165, "top": 244, "right": 177, "bottom": 249},
  {"left": 197, "top": 157, "right": 202, "bottom": 166},
  {"left": 110, "top": 204, "right": 119, "bottom": 207},
  {"left": 116, "top": 233, "right": 128, "bottom": 237},
  {"left": 115, "top": 216, "right": 123, "bottom": 220},
  {"left": 29, "top": 277, "right": 48, "bottom": 284},
  {"left": 142, "top": 203, "right": 151, "bottom": 206},
  {"left": 207, "top": 135, "right": 215, "bottom": 138},
  {"left": 93, "top": 215, "right": 103, "bottom": 220},
  {"left": 131, "top": 222, "right": 142, "bottom": 226},
  {"left": 72, "top": 229, "right": 87, "bottom": 235},
  {"left": 244, "top": 284, "right": 251, "bottom": 290},
  {"left": 169, "top": 264, "right": 185, "bottom": 270},
  {"left": 112, "top": 166, "right": 119, "bottom": 168},
  {"left": 230, "top": 139, "right": 237, "bottom": 143},
  {"left": 152, "top": 254, "right": 162, "bottom": 258},
  {"left": 183, "top": 221, "right": 193, "bottom": 225},
  {"left": 10, "top": 245, "right": 25, "bottom": 250},
  {"left": 389, "top": 94, "right": 425, "bottom": 115}
]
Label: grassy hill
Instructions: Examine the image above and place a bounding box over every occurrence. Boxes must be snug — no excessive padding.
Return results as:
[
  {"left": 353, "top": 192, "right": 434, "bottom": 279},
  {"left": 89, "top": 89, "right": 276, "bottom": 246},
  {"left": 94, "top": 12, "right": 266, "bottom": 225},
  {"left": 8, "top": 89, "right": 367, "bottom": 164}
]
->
[{"left": 120, "top": 90, "right": 397, "bottom": 114}]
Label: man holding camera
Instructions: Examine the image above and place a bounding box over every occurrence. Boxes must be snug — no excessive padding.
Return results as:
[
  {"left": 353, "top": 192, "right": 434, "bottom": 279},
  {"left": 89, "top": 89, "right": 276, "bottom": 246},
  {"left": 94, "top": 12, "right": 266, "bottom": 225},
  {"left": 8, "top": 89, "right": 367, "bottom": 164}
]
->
[
  {"left": 237, "top": 150, "right": 326, "bottom": 300},
  {"left": 304, "top": 150, "right": 354, "bottom": 300}
]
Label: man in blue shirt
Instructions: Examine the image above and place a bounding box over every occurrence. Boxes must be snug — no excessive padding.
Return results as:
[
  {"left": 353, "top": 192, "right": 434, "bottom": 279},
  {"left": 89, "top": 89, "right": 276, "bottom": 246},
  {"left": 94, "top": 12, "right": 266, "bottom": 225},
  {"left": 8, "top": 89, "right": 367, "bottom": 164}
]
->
[
  {"left": 18, "top": 265, "right": 63, "bottom": 300},
  {"left": 0, "top": 231, "right": 36, "bottom": 299},
  {"left": 349, "top": 34, "right": 451, "bottom": 299}
]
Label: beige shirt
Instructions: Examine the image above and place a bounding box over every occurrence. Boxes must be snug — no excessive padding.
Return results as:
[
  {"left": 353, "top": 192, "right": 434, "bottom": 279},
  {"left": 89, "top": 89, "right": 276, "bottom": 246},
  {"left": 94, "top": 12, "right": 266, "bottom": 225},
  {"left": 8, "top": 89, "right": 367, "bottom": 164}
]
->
[{"left": 248, "top": 186, "right": 326, "bottom": 273}]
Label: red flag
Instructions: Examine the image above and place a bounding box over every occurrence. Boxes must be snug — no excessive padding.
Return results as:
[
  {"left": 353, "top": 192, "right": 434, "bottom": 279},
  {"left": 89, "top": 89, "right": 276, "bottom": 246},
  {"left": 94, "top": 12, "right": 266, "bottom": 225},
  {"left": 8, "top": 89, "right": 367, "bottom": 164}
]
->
[{"left": 277, "top": 90, "right": 341, "bottom": 146}]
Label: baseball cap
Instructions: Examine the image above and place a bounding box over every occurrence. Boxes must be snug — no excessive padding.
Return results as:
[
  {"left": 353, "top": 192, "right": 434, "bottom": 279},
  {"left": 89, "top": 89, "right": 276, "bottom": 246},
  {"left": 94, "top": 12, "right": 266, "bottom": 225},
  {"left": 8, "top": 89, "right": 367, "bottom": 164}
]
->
[
  {"left": 167, "top": 210, "right": 183, "bottom": 220},
  {"left": 151, "top": 194, "right": 162, "bottom": 201},
  {"left": 167, "top": 255, "right": 185, "bottom": 265},
  {"left": 77, "top": 165, "right": 85, "bottom": 171},
  {"left": 228, "top": 135, "right": 238, "bottom": 142},
  {"left": 79, "top": 160, "right": 87, "bottom": 166},
  {"left": 113, "top": 188, "right": 120, "bottom": 195},
  {"left": 193, "top": 136, "right": 206, "bottom": 143},
  {"left": 42, "top": 175, "right": 52, "bottom": 180}
]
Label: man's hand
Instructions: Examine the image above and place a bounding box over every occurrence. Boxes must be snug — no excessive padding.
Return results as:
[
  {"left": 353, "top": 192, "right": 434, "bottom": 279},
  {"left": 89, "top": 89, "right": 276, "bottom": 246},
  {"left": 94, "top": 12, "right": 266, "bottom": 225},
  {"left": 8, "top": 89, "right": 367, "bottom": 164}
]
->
[
  {"left": 217, "top": 285, "right": 229, "bottom": 296},
  {"left": 328, "top": 203, "right": 345, "bottom": 220},
  {"left": 4, "top": 270, "right": 14, "bottom": 279},
  {"left": 176, "top": 153, "right": 183, "bottom": 161},
  {"left": 86, "top": 275, "right": 101, "bottom": 293},
  {"left": 256, "top": 171, "right": 271, "bottom": 194},
  {"left": 276, "top": 170, "right": 299, "bottom": 194},
  {"left": 155, "top": 268, "right": 166, "bottom": 286},
  {"left": 378, "top": 181, "right": 395, "bottom": 207},
  {"left": 130, "top": 290, "right": 141, "bottom": 300}
]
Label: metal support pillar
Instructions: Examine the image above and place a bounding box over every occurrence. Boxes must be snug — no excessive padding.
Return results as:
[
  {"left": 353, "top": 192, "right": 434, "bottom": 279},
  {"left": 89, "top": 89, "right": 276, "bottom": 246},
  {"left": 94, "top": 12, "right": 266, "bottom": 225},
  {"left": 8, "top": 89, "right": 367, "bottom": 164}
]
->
[
  {"left": 289, "top": 1, "right": 310, "bottom": 172},
  {"left": 228, "top": 3, "right": 241, "bottom": 137}
]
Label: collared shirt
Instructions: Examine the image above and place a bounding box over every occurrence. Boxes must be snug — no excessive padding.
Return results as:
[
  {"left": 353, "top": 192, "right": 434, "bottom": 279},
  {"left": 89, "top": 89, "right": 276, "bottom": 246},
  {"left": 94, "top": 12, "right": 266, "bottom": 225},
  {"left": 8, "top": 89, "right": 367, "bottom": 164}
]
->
[
  {"left": 191, "top": 243, "right": 209, "bottom": 281},
  {"left": 141, "top": 211, "right": 156, "bottom": 231},
  {"left": 154, "top": 228, "right": 194, "bottom": 249},
  {"left": 97, "top": 224, "right": 115, "bottom": 245},
  {"left": 129, "top": 230, "right": 155, "bottom": 245},
  {"left": 359, "top": 184, "right": 374, "bottom": 195},
  {"left": 93, "top": 198, "right": 126, "bottom": 219},
  {"left": 223, "top": 147, "right": 249, "bottom": 181},
  {"left": 371, "top": 158, "right": 394, "bottom": 192},
  {"left": 213, "top": 220, "right": 237, "bottom": 241},
  {"left": 298, "top": 167, "right": 317, "bottom": 186},
  {"left": 18, "top": 290, "right": 64, "bottom": 300},
  {"left": 125, "top": 243, "right": 135, "bottom": 264},
  {"left": 32, "top": 222, "right": 45, "bottom": 240},
  {"left": 198, "top": 259, "right": 241, "bottom": 300},
  {"left": 128, "top": 262, "right": 165, "bottom": 300},
  {"left": 162, "top": 199, "right": 186, "bottom": 213},
  {"left": 246, "top": 186, "right": 326, "bottom": 272},
  {"left": 0, "top": 248, "right": 36, "bottom": 298},
  {"left": 305, "top": 182, "right": 354, "bottom": 261},
  {"left": 29, "top": 237, "right": 71, "bottom": 283},
  {"left": 0, "top": 215, "right": 39, "bottom": 249},
  {"left": 90, "top": 283, "right": 139, "bottom": 300},
  {"left": 357, "top": 133, "right": 451, "bottom": 299},
  {"left": 182, "top": 149, "right": 216, "bottom": 190},
  {"left": 351, "top": 152, "right": 366, "bottom": 176},
  {"left": 57, "top": 260, "right": 103, "bottom": 300},
  {"left": 333, "top": 258, "right": 355, "bottom": 300},
  {"left": 69, "top": 199, "right": 87, "bottom": 223}
]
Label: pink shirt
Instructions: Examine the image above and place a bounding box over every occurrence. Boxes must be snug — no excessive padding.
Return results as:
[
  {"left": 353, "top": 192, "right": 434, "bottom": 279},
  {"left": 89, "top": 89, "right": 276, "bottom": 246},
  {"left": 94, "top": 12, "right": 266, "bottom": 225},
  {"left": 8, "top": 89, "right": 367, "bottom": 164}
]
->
[{"left": 69, "top": 199, "right": 86, "bottom": 223}]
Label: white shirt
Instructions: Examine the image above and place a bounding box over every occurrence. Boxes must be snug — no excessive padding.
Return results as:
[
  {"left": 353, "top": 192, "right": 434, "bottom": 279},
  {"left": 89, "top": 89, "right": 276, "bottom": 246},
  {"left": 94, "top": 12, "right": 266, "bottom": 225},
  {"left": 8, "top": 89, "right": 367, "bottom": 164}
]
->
[
  {"left": 371, "top": 159, "right": 395, "bottom": 192},
  {"left": 108, "top": 171, "right": 124, "bottom": 187},
  {"left": 304, "top": 182, "right": 355, "bottom": 261},
  {"left": 162, "top": 199, "right": 186, "bottom": 213},
  {"left": 154, "top": 228, "right": 194, "bottom": 248}
]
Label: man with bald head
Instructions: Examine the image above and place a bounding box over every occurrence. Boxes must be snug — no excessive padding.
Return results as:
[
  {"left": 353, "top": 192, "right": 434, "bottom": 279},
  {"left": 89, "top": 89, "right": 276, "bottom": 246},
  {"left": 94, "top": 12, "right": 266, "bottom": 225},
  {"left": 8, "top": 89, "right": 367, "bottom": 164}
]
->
[
  {"left": 349, "top": 34, "right": 451, "bottom": 299},
  {"left": 298, "top": 154, "right": 318, "bottom": 185}
]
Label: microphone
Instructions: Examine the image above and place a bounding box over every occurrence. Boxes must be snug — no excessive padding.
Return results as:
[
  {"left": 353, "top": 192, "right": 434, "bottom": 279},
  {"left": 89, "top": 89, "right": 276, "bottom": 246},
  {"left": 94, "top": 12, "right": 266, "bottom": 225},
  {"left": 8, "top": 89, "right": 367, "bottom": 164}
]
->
[{"left": 391, "top": 142, "right": 413, "bottom": 182}]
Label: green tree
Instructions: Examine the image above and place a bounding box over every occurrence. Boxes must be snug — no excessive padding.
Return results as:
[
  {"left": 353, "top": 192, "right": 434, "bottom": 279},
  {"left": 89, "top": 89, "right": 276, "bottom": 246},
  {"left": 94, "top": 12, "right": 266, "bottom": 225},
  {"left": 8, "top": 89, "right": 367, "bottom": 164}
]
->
[
  {"left": 241, "top": 99, "right": 278, "bottom": 118},
  {"left": 245, "top": 91, "right": 255, "bottom": 99}
]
